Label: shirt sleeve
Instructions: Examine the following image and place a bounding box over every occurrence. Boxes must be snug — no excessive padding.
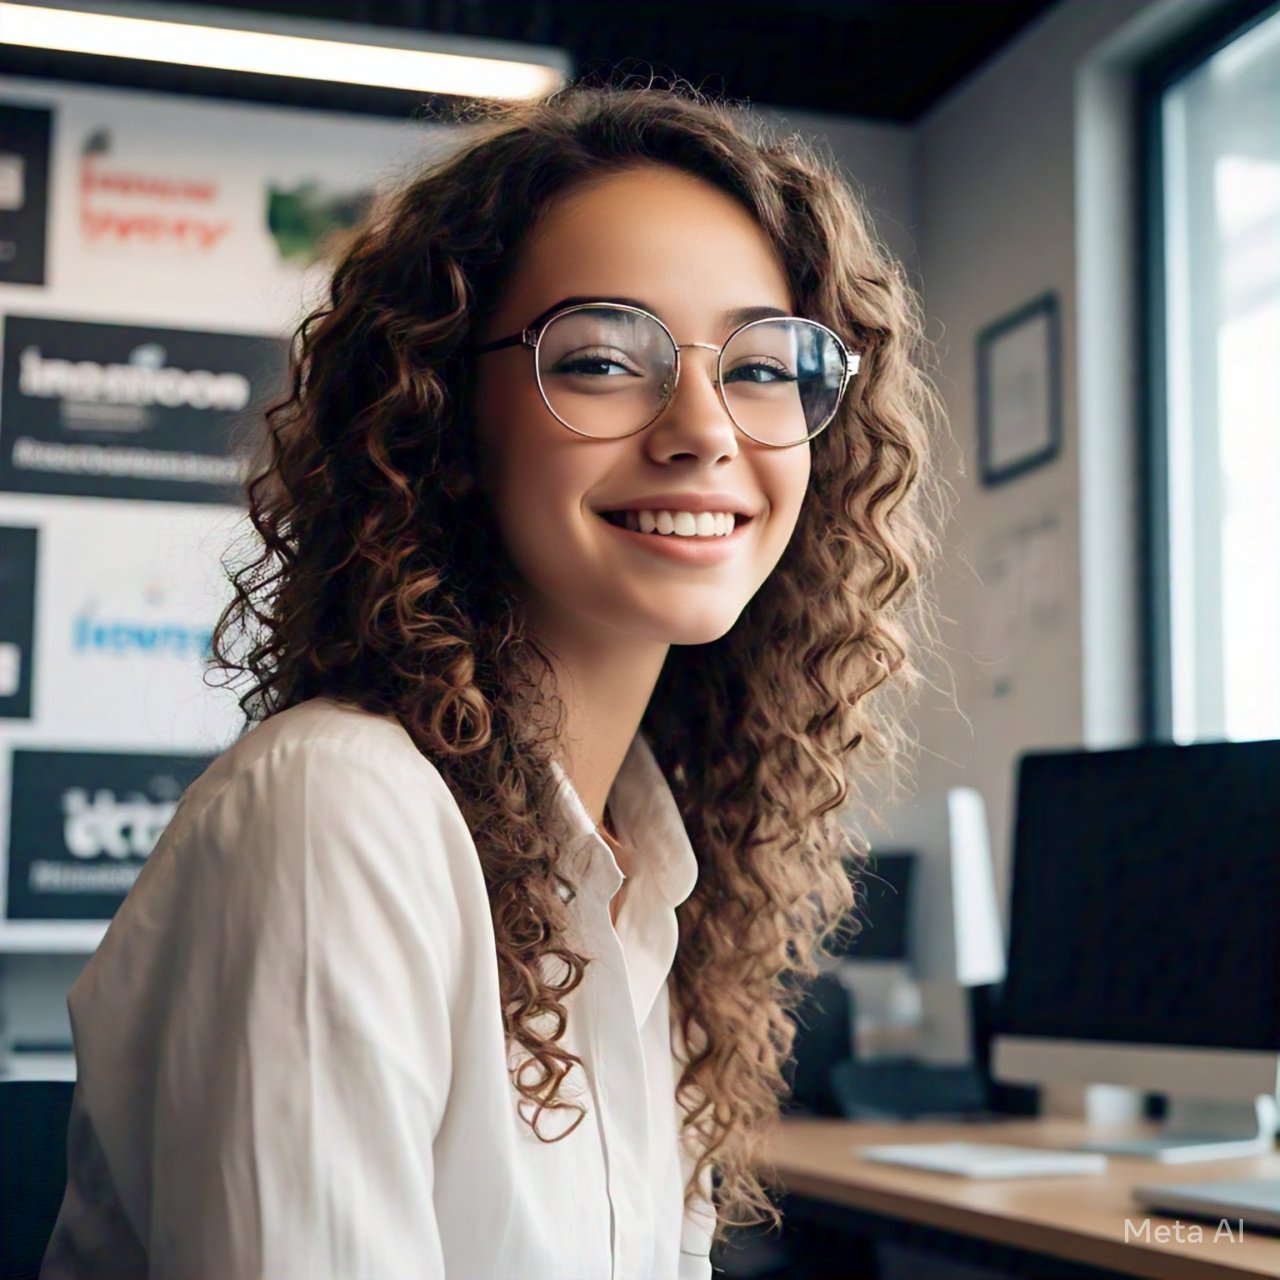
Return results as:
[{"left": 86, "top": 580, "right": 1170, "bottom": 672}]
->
[{"left": 69, "top": 737, "right": 467, "bottom": 1280}]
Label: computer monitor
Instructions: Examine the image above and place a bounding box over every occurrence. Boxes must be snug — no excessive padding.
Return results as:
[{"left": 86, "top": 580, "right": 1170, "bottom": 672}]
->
[
  {"left": 841, "top": 851, "right": 915, "bottom": 962},
  {"left": 992, "top": 739, "right": 1280, "bottom": 1159}
]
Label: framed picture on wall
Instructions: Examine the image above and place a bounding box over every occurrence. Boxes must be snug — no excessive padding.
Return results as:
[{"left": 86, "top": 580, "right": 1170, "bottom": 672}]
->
[{"left": 976, "top": 292, "right": 1061, "bottom": 487}]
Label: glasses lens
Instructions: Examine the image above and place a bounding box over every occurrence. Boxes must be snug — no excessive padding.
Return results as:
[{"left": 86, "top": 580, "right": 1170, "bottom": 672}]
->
[
  {"left": 536, "top": 306, "right": 675, "bottom": 437},
  {"left": 720, "top": 318, "right": 847, "bottom": 446}
]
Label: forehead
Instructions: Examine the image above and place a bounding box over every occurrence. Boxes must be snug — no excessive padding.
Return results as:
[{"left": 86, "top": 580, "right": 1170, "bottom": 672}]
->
[{"left": 493, "top": 165, "right": 793, "bottom": 337}]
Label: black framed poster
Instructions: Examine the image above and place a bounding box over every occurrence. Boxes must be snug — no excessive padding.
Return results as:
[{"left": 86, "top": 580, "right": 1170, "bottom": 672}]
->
[{"left": 976, "top": 293, "right": 1062, "bottom": 487}]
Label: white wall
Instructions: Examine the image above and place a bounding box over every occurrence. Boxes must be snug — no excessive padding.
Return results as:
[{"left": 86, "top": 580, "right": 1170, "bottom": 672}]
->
[{"left": 761, "top": 106, "right": 920, "bottom": 274}]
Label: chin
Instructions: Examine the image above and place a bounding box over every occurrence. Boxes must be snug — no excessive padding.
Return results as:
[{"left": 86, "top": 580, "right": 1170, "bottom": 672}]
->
[{"left": 647, "top": 611, "right": 744, "bottom": 647}]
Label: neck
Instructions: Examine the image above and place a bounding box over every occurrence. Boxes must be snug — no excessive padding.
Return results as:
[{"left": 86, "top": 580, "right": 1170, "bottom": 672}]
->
[{"left": 523, "top": 602, "right": 668, "bottom": 831}]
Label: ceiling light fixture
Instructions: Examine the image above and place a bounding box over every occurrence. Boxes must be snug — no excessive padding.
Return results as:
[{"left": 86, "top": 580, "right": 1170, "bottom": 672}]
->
[{"left": 0, "top": 1, "right": 569, "bottom": 100}]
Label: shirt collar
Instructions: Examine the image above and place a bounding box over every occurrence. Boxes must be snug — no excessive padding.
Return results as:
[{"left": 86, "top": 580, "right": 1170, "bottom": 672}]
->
[{"left": 549, "top": 732, "right": 699, "bottom": 908}]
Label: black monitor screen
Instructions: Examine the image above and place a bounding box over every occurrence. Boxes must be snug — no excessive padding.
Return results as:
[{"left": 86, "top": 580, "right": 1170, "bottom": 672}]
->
[
  {"left": 999, "top": 740, "right": 1280, "bottom": 1052},
  {"left": 842, "top": 850, "right": 914, "bottom": 962}
]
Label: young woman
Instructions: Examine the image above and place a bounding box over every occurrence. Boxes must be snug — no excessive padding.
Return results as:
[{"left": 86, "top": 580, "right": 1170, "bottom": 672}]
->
[{"left": 42, "top": 82, "right": 942, "bottom": 1279}]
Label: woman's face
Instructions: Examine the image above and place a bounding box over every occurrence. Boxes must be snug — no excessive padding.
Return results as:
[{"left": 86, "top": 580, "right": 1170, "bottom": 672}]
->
[{"left": 472, "top": 164, "right": 811, "bottom": 652}]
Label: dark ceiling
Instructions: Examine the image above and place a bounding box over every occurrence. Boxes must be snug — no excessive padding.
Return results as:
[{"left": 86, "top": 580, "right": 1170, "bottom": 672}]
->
[{"left": 2, "top": 0, "right": 1063, "bottom": 120}]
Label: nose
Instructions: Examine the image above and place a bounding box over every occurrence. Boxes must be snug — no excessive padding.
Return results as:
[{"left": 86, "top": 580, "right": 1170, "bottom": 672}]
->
[{"left": 646, "top": 343, "right": 739, "bottom": 462}]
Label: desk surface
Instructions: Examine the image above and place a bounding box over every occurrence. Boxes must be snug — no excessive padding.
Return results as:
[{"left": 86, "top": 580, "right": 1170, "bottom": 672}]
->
[{"left": 766, "top": 1117, "right": 1280, "bottom": 1280}]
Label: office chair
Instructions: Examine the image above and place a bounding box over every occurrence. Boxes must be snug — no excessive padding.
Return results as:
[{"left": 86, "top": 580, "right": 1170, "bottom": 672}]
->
[{"left": 0, "top": 1080, "right": 74, "bottom": 1280}]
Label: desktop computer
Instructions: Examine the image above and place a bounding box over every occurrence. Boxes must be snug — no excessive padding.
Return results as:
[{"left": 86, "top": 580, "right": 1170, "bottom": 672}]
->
[
  {"left": 858, "top": 739, "right": 1280, "bottom": 1199},
  {"left": 992, "top": 737, "right": 1280, "bottom": 1161}
]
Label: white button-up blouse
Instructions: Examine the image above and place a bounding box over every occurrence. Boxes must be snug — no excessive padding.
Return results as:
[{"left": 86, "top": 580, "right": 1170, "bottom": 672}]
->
[{"left": 39, "top": 697, "right": 716, "bottom": 1280}]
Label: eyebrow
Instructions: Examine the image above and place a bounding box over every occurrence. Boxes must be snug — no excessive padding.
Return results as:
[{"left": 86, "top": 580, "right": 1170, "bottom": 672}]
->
[{"left": 532, "top": 295, "right": 792, "bottom": 331}]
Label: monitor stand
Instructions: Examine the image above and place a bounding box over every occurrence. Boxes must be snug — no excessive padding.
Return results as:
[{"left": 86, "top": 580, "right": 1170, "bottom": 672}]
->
[{"left": 1074, "top": 1094, "right": 1278, "bottom": 1163}]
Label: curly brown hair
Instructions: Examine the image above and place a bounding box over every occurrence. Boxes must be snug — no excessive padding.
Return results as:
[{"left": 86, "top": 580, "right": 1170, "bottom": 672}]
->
[{"left": 209, "top": 77, "right": 947, "bottom": 1247}]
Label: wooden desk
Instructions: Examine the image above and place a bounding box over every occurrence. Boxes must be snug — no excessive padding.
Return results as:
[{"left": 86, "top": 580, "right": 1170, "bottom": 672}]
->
[{"left": 764, "top": 1117, "right": 1280, "bottom": 1280}]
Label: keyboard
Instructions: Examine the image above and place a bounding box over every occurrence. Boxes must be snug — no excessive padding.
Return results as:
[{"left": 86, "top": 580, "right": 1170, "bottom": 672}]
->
[{"left": 857, "top": 1141, "right": 1108, "bottom": 1179}]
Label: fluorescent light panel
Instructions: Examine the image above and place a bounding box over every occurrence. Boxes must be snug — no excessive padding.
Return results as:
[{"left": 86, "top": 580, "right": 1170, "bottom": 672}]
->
[{"left": 0, "top": 2, "right": 567, "bottom": 99}]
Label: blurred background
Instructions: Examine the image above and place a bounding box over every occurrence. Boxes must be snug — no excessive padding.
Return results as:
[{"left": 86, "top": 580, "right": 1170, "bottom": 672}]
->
[{"left": 1, "top": 1, "right": 1277, "bottom": 1276}]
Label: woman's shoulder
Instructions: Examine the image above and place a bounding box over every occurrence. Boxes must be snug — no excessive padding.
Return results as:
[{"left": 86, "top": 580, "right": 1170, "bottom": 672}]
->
[
  {"left": 206, "top": 693, "right": 429, "bottom": 771},
  {"left": 189, "top": 695, "right": 454, "bottom": 817},
  {"left": 68, "top": 698, "right": 490, "bottom": 1110},
  {"left": 152, "top": 696, "right": 481, "bottom": 903},
  {"left": 99, "top": 696, "right": 487, "bottom": 973}
]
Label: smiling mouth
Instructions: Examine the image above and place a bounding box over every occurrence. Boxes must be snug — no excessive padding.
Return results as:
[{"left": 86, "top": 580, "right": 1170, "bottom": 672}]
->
[{"left": 599, "top": 510, "right": 752, "bottom": 538}]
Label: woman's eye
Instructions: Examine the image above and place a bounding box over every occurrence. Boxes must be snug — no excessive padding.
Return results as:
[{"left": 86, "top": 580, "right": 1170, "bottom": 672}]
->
[
  {"left": 725, "top": 360, "right": 797, "bottom": 385},
  {"left": 552, "top": 348, "right": 639, "bottom": 377}
]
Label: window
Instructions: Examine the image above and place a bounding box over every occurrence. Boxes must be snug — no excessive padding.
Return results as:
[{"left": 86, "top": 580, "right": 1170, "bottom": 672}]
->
[{"left": 1144, "top": 2, "right": 1280, "bottom": 742}]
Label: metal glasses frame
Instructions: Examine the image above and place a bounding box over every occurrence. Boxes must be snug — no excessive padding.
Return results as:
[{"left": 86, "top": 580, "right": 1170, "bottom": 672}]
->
[{"left": 475, "top": 300, "right": 861, "bottom": 448}]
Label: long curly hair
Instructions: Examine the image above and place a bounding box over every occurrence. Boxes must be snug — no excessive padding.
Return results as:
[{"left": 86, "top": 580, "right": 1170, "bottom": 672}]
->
[{"left": 209, "top": 78, "right": 947, "bottom": 1246}]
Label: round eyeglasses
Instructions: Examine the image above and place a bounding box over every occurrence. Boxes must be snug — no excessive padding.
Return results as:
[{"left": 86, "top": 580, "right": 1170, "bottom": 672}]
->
[{"left": 476, "top": 301, "right": 860, "bottom": 448}]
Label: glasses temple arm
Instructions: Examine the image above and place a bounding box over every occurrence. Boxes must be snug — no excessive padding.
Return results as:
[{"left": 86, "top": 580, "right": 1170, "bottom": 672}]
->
[{"left": 474, "top": 329, "right": 537, "bottom": 355}]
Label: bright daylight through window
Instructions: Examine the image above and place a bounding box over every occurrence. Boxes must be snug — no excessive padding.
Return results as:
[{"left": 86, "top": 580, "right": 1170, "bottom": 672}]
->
[{"left": 1159, "top": 7, "right": 1280, "bottom": 742}]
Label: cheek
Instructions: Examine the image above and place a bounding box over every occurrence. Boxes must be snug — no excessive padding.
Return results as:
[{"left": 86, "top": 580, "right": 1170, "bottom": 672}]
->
[
  {"left": 475, "top": 411, "right": 602, "bottom": 554},
  {"left": 473, "top": 376, "right": 551, "bottom": 504},
  {"left": 770, "top": 448, "right": 812, "bottom": 527}
]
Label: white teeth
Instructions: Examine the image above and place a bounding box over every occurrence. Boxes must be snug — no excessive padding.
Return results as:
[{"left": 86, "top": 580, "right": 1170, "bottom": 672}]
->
[{"left": 612, "top": 509, "right": 739, "bottom": 538}]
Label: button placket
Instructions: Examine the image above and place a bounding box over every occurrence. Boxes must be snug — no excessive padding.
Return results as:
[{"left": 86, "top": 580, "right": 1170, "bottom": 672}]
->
[{"left": 576, "top": 846, "right": 656, "bottom": 1280}]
